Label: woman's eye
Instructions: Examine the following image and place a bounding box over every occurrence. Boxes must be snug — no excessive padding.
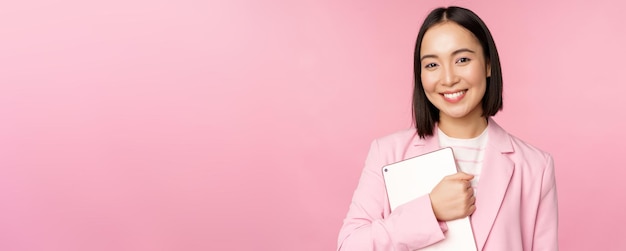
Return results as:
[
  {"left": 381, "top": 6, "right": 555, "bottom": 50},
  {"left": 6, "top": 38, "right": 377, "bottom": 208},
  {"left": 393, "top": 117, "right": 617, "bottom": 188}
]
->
[
  {"left": 424, "top": 63, "right": 438, "bottom": 69},
  {"left": 456, "top": 57, "right": 471, "bottom": 64}
]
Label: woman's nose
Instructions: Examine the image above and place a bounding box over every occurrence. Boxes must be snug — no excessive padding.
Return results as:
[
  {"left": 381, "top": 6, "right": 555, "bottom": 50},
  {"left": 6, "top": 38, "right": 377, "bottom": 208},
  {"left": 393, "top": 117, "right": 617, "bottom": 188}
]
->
[{"left": 441, "top": 66, "right": 459, "bottom": 86}]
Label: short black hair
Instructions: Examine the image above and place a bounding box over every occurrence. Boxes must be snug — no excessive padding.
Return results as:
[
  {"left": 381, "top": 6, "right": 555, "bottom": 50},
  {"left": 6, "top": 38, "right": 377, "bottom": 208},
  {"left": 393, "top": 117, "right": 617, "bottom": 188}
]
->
[{"left": 412, "top": 6, "right": 503, "bottom": 139}]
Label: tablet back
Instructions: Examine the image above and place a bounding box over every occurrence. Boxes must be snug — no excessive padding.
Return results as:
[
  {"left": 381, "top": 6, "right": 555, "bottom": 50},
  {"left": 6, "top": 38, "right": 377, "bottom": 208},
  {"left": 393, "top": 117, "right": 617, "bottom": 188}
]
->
[{"left": 382, "top": 147, "right": 477, "bottom": 251}]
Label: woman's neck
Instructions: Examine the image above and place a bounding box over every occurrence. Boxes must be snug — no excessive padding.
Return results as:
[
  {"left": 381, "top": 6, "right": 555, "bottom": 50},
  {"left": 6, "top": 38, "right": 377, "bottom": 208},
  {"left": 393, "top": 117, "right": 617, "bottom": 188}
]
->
[{"left": 438, "top": 113, "right": 488, "bottom": 139}]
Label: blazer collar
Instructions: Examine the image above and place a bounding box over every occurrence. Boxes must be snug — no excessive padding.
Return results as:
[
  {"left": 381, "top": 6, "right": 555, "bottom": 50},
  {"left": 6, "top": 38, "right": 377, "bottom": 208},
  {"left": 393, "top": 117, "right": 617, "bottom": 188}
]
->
[
  {"left": 410, "top": 118, "right": 513, "bottom": 151},
  {"left": 408, "top": 118, "right": 515, "bottom": 251},
  {"left": 483, "top": 117, "right": 514, "bottom": 153}
]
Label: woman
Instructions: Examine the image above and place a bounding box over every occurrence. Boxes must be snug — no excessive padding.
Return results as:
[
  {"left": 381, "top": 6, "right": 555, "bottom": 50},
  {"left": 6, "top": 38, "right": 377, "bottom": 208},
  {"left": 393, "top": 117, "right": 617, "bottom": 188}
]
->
[{"left": 337, "top": 6, "right": 558, "bottom": 251}]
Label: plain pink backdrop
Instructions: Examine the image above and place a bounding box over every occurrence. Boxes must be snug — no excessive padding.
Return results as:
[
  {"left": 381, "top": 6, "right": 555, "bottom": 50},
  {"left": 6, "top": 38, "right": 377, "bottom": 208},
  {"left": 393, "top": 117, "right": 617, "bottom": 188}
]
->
[{"left": 1, "top": 0, "right": 625, "bottom": 250}]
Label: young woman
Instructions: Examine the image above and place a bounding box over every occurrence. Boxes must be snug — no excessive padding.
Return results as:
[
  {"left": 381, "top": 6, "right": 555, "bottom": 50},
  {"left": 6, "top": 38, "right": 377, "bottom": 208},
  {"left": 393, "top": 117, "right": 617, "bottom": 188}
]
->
[{"left": 337, "top": 6, "right": 558, "bottom": 251}]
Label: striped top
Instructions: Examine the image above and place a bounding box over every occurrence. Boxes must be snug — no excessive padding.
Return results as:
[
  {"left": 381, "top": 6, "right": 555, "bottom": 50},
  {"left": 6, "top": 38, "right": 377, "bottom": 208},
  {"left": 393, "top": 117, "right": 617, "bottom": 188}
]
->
[{"left": 438, "top": 127, "right": 488, "bottom": 195}]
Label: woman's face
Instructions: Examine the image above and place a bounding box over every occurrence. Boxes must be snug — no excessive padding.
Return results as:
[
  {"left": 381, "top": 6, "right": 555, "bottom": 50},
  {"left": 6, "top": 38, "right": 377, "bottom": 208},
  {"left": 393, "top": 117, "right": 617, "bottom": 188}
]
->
[{"left": 420, "top": 21, "right": 490, "bottom": 121}]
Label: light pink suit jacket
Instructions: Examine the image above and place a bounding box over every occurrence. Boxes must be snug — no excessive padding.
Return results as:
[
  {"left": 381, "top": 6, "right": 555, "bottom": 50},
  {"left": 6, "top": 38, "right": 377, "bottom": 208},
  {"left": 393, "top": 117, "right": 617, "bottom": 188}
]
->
[{"left": 338, "top": 119, "right": 558, "bottom": 251}]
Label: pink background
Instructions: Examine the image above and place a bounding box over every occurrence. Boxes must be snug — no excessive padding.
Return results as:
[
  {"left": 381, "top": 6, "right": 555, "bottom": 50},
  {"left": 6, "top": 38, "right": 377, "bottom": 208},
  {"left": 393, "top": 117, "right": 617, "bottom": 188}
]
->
[{"left": 1, "top": 0, "right": 625, "bottom": 250}]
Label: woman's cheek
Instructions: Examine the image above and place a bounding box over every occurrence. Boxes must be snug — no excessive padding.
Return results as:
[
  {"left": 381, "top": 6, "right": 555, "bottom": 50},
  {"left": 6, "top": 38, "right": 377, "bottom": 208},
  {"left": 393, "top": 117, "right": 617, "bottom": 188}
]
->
[{"left": 421, "top": 73, "right": 437, "bottom": 91}]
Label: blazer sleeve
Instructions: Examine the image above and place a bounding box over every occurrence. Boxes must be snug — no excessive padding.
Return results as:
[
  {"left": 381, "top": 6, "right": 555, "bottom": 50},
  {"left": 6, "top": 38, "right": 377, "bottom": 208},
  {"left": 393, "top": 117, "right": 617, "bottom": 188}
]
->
[
  {"left": 532, "top": 155, "right": 559, "bottom": 251},
  {"left": 337, "top": 140, "right": 447, "bottom": 251}
]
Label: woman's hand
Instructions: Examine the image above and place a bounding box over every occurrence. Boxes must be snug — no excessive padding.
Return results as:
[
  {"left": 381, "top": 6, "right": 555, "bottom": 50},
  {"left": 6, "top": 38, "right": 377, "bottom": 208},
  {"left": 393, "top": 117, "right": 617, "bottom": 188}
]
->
[{"left": 429, "top": 172, "right": 476, "bottom": 221}]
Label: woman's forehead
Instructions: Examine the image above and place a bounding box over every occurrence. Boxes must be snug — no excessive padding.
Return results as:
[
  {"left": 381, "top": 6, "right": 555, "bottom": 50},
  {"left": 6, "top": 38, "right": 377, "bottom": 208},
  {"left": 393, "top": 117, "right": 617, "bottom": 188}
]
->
[{"left": 421, "top": 22, "right": 482, "bottom": 56}]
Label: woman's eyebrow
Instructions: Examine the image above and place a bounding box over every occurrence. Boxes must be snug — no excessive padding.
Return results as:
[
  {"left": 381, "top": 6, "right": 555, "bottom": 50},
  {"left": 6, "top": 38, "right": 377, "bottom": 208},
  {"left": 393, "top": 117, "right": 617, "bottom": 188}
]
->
[
  {"left": 420, "top": 48, "right": 476, "bottom": 61},
  {"left": 452, "top": 48, "right": 476, "bottom": 55}
]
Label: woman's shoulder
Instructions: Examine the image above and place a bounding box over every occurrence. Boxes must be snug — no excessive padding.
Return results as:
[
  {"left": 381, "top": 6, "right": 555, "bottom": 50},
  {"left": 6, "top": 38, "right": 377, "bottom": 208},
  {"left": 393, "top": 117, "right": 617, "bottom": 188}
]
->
[
  {"left": 372, "top": 127, "right": 419, "bottom": 148},
  {"left": 488, "top": 119, "right": 553, "bottom": 171},
  {"left": 508, "top": 134, "right": 551, "bottom": 159},
  {"left": 364, "top": 127, "right": 423, "bottom": 166},
  {"left": 500, "top": 129, "right": 557, "bottom": 192},
  {"left": 504, "top": 131, "right": 553, "bottom": 168},
  {"left": 489, "top": 119, "right": 551, "bottom": 159}
]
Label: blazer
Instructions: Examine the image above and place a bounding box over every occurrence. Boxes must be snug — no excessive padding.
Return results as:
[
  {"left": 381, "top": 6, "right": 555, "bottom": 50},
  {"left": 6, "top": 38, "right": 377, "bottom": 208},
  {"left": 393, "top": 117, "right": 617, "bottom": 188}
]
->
[{"left": 337, "top": 118, "right": 558, "bottom": 251}]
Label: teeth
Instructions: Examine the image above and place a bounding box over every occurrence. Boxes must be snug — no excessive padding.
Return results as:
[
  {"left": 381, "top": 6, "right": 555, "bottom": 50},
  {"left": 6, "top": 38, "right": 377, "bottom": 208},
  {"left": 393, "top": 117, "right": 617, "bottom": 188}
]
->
[{"left": 443, "top": 90, "right": 466, "bottom": 99}]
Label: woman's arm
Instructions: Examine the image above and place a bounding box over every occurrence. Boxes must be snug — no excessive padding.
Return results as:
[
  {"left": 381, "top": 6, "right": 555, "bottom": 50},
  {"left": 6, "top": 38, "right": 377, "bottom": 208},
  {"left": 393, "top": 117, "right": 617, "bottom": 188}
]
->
[
  {"left": 337, "top": 140, "right": 447, "bottom": 251},
  {"left": 532, "top": 155, "right": 559, "bottom": 251}
]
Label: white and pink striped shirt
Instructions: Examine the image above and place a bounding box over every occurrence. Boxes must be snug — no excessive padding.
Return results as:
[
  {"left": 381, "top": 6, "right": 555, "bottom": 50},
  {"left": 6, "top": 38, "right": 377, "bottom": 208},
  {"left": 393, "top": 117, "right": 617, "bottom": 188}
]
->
[{"left": 438, "top": 127, "right": 488, "bottom": 194}]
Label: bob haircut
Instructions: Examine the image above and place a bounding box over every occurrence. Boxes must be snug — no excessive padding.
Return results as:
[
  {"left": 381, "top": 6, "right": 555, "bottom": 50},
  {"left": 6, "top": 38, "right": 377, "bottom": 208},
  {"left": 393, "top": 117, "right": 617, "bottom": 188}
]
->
[{"left": 412, "top": 6, "right": 503, "bottom": 139}]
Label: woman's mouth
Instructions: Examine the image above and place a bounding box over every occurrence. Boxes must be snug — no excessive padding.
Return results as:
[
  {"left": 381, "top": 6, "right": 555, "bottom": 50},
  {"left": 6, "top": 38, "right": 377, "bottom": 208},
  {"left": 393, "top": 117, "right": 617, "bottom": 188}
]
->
[{"left": 441, "top": 90, "right": 467, "bottom": 102}]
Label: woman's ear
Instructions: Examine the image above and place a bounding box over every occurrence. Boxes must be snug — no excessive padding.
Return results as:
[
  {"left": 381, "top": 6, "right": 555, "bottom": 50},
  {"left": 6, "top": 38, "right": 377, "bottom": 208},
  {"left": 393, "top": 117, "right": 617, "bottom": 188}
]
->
[{"left": 486, "top": 62, "right": 491, "bottom": 77}]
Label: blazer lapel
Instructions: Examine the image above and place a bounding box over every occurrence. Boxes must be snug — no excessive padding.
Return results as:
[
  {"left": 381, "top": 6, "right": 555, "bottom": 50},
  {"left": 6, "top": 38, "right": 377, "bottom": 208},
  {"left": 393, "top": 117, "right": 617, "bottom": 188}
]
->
[
  {"left": 405, "top": 128, "right": 441, "bottom": 159},
  {"left": 470, "top": 119, "right": 515, "bottom": 251}
]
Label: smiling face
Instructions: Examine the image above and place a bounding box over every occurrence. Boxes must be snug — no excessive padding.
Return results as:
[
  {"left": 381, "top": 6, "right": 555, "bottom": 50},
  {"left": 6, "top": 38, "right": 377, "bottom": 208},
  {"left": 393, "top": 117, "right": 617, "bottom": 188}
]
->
[{"left": 420, "top": 21, "right": 491, "bottom": 123}]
